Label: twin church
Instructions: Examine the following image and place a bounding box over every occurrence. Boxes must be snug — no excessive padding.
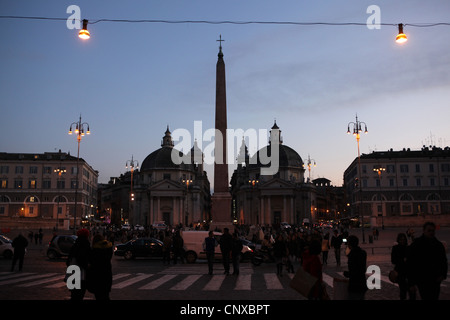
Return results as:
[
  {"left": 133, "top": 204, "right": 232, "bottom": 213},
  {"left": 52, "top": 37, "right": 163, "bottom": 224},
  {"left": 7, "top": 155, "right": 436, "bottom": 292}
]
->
[{"left": 107, "top": 41, "right": 334, "bottom": 229}]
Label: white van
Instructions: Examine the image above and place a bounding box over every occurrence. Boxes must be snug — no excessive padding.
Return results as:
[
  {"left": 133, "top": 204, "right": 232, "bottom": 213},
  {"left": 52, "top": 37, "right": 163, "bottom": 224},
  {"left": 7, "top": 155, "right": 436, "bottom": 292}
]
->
[{"left": 181, "top": 230, "right": 253, "bottom": 263}]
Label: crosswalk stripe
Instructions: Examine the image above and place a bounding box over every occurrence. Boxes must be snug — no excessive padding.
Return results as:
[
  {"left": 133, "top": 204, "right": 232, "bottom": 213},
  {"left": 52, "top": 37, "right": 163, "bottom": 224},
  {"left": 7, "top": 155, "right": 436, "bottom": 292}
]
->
[
  {"left": 112, "top": 273, "right": 153, "bottom": 289},
  {"left": 17, "top": 275, "right": 64, "bottom": 287},
  {"left": 234, "top": 274, "right": 252, "bottom": 290},
  {"left": 139, "top": 274, "right": 177, "bottom": 290},
  {"left": 0, "top": 273, "right": 57, "bottom": 286},
  {"left": 170, "top": 274, "right": 202, "bottom": 291},
  {"left": 264, "top": 273, "right": 283, "bottom": 289},
  {"left": 0, "top": 272, "right": 34, "bottom": 280},
  {"left": 322, "top": 273, "right": 335, "bottom": 288},
  {"left": 203, "top": 275, "right": 226, "bottom": 291}
]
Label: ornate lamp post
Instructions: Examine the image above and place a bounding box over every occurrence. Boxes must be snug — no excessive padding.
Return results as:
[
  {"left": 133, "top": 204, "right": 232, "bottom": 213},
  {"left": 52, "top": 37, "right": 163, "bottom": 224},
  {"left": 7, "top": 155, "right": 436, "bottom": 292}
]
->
[
  {"left": 54, "top": 167, "right": 66, "bottom": 230},
  {"left": 373, "top": 166, "right": 386, "bottom": 229},
  {"left": 303, "top": 154, "right": 317, "bottom": 183},
  {"left": 347, "top": 114, "right": 368, "bottom": 243},
  {"left": 68, "top": 115, "right": 90, "bottom": 233},
  {"left": 126, "top": 155, "right": 139, "bottom": 223}
]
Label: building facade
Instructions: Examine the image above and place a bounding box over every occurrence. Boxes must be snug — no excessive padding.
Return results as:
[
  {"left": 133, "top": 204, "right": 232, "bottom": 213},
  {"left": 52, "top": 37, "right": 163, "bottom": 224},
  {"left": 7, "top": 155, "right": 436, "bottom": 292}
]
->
[
  {"left": 0, "top": 151, "right": 98, "bottom": 229},
  {"left": 344, "top": 146, "right": 450, "bottom": 227}
]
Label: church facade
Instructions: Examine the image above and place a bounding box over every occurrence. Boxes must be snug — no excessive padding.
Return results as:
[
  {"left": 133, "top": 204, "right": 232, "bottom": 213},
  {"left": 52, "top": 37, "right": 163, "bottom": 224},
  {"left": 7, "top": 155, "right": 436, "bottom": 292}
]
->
[
  {"left": 230, "top": 122, "right": 324, "bottom": 227},
  {"left": 130, "top": 127, "right": 211, "bottom": 227}
]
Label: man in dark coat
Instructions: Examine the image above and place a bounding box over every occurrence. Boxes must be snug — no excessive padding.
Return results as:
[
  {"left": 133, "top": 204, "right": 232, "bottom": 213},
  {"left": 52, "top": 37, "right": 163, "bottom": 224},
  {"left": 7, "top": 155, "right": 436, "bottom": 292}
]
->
[
  {"left": 67, "top": 228, "right": 91, "bottom": 300},
  {"left": 88, "top": 234, "right": 113, "bottom": 300},
  {"left": 344, "top": 235, "right": 368, "bottom": 300},
  {"left": 406, "top": 221, "right": 448, "bottom": 300},
  {"left": 219, "top": 228, "right": 233, "bottom": 275},
  {"left": 11, "top": 233, "right": 28, "bottom": 272}
]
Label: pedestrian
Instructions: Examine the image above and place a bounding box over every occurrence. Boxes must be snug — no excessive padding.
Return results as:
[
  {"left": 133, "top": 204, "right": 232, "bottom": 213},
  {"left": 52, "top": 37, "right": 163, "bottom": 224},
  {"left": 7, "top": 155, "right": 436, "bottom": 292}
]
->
[
  {"left": 330, "top": 230, "right": 343, "bottom": 266},
  {"left": 38, "top": 228, "right": 43, "bottom": 245},
  {"left": 219, "top": 228, "right": 233, "bottom": 275},
  {"left": 231, "top": 232, "right": 243, "bottom": 275},
  {"left": 391, "top": 233, "right": 416, "bottom": 300},
  {"left": 162, "top": 231, "right": 172, "bottom": 265},
  {"left": 11, "top": 232, "right": 28, "bottom": 272},
  {"left": 406, "top": 221, "right": 448, "bottom": 300},
  {"left": 343, "top": 235, "right": 368, "bottom": 300},
  {"left": 172, "top": 230, "right": 185, "bottom": 264},
  {"left": 66, "top": 228, "right": 91, "bottom": 300},
  {"left": 302, "top": 240, "right": 324, "bottom": 300},
  {"left": 27, "top": 231, "right": 33, "bottom": 245},
  {"left": 203, "top": 231, "right": 218, "bottom": 275},
  {"left": 88, "top": 234, "right": 113, "bottom": 300},
  {"left": 321, "top": 233, "right": 330, "bottom": 265},
  {"left": 273, "top": 233, "right": 287, "bottom": 276}
]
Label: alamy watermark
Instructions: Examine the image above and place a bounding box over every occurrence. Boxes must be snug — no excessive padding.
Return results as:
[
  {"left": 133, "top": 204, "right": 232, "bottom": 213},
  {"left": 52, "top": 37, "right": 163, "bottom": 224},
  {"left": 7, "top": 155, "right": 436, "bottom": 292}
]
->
[{"left": 170, "top": 121, "right": 280, "bottom": 175}]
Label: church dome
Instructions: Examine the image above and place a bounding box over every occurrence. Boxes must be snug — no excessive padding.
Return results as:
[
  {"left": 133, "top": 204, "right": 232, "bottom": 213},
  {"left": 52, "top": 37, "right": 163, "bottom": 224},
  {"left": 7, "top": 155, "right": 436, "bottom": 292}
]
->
[
  {"left": 248, "top": 144, "right": 304, "bottom": 169},
  {"left": 140, "top": 126, "right": 185, "bottom": 171},
  {"left": 248, "top": 121, "right": 304, "bottom": 170}
]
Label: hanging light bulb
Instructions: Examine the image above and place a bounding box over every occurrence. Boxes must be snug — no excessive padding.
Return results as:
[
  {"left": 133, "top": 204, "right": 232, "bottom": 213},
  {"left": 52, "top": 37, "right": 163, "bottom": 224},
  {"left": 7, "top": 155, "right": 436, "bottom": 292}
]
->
[
  {"left": 396, "top": 23, "right": 407, "bottom": 44},
  {"left": 78, "top": 19, "right": 90, "bottom": 40}
]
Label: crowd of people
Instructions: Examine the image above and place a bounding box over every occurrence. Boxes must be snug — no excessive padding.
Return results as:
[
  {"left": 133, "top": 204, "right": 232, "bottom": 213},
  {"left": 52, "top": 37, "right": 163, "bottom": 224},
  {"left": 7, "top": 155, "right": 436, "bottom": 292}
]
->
[{"left": 6, "top": 220, "right": 448, "bottom": 301}]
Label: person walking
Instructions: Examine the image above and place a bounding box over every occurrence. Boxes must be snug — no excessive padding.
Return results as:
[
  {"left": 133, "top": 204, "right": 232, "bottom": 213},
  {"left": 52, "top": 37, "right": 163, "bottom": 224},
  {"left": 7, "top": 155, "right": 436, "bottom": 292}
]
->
[
  {"left": 88, "top": 234, "right": 113, "bottom": 300},
  {"left": 172, "top": 230, "right": 184, "bottom": 264},
  {"left": 321, "top": 233, "right": 330, "bottom": 265},
  {"left": 302, "top": 240, "right": 324, "bottom": 300},
  {"left": 11, "top": 232, "right": 28, "bottom": 272},
  {"left": 231, "top": 233, "right": 243, "bottom": 275},
  {"left": 162, "top": 231, "right": 173, "bottom": 265},
  {"left": 406, "top": 221, "right": 448, "bottom": 300},
  {"left": 391, "top": 233, "right": 415, "bottom": 300},
  {"left": 66, "top": 228, "right": 91, "bottom": 300},
  {"left": 343, "top": 235, "right": 368, "bottom": 300},
  {"left": 273, "top": 234, "right": 288, "bottom": 277},
  {"left": 203, "top": 231, "right": 218, "bottom": 275},
  {"left": 330, "top": 230, "right": 343, "bottom": 266},
  {"left": 219, "top": 228, "right": 233, "bottom": 275}
]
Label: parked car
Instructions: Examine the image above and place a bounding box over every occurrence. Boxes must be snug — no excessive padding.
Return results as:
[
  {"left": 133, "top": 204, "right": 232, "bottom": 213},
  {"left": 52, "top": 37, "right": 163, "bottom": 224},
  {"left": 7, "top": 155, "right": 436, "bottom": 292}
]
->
[
  {"left": 47, "top": 234, "right": 77, "bottom": 259},
  {"left": 152, "top": 221, "right": 167, "bottom": 230},
  {"left": 0, "top": 235, "right": 14, "bottom": 259},
  {"left": 114, "top": 237, "right": 164, "bottom": 260}
]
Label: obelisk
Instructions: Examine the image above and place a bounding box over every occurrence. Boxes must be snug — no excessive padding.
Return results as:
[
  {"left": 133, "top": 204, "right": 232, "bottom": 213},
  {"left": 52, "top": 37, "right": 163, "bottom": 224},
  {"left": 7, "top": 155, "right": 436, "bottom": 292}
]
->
[{"left": 210, "top": 35, "right": 233, "bottom": 232}]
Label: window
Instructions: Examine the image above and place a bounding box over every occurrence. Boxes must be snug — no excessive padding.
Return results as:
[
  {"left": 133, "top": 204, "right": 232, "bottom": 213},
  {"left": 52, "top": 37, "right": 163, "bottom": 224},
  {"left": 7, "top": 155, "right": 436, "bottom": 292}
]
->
[
  {"left": 416, "top": 178, "right": 421, "bottom": 186},
  {"left": 43, "top": 180, "right": 51, "bottom": 189},
  {"left": 386, "top": 165, "right": 395, "bottom": 173},
  {"left": 29, "top": 166, "right": 38, "bottom": 174},
  {"left": 0, "top": 179, "right": 7, "bottom": 189},
  {"left": 441, "top": 163, "right": 450, "bottom": 172},
  {"left": 376, "top": 179, "right": 380, "bottom": 187},
  {"left": 0, "top": 166, "right": 8, "bottom": 174},
  {"left": 71, "top": 180, "right": 78, "bottom": 189},
  {"left": 15, "top": 166, "right": 23, "bottom": 174},
  {"left": 400, "top": 164, "right": 409, "bottom": 173},
  {"left": 43, "top": 167, "right": 52, "bottom": 174},
  {"left": 29, "top": 179, "right": 37, "bottom": 189},
  {"left": 163, "top": 173, "right": 171, "bottom": 180},
  {"left": 429, "top": 164, "right": 434, "bottom": 172},
  {"left": 402, "top": 179, "right": 408, "bottom": 187},
  {"left": 14, "top": 180, "right": 23, "bottom": 189},
  {"left": 415, "top": 164, "right": 421, "bottom": 173},
  {"left": 57, "top": 180, "right": 65, "bottom": 189},
  {"left": 389, "top": 179, "right": 395, "bottom": 187},
  {"left": 430, "top": 178, "right": 435, "bottom": 186}
]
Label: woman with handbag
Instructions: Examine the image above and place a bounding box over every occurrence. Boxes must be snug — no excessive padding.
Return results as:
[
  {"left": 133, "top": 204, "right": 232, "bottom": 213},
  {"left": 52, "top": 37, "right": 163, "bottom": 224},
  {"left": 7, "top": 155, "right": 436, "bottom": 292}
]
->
[{"left": 302, "top": 240, "right": 327, "bottom": 300}]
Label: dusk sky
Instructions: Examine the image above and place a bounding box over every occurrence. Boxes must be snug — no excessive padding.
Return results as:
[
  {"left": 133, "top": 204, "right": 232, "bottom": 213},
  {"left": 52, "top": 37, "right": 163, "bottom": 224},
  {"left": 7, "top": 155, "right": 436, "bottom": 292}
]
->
[{"left": 1, "top": 0, "right": 450, "bottom": 188}]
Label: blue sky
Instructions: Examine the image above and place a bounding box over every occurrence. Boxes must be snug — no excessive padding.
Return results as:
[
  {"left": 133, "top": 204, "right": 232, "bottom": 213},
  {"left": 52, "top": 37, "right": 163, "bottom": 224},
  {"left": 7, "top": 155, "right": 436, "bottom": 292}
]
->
[{"left": 1, "top": 0, "right": 450, "bottom": 187}]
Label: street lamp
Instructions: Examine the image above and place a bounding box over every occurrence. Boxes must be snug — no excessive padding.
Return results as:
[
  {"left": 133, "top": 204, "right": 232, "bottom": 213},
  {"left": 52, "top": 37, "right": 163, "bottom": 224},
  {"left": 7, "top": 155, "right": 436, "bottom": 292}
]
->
[
  {"left": 303, "top": 154, "right": 317, "bottom": 183},
  {"left": 347, "top": 114, "right": 368, "bottom": 243},
  {"left": 54, "top": 167, "right": 66, "bottom": 230},
  {"left": 68, "top": 115, "right": 90, "bottom": 233},
  {"left": 126, "top": 155, "right": 139, "bottom": 223},
  {"left": 182, "top": 177, "right": 193, "bottom": 226},
  {"left": 373, "top": 166, "right": 386, "bottom": 229}
]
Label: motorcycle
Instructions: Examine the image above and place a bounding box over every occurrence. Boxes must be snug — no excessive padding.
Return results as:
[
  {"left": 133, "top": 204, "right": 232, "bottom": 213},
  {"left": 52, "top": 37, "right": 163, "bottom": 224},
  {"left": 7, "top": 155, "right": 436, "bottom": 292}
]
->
[{"left": 251, "top": 248, "right": 275, "bottom": 266}]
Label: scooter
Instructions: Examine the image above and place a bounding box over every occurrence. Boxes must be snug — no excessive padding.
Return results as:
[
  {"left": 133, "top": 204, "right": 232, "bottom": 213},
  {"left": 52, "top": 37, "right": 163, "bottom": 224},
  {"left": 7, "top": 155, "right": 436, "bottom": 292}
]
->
[{"left": 251, "top": 248, "right": 275, "bottom": 266}]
